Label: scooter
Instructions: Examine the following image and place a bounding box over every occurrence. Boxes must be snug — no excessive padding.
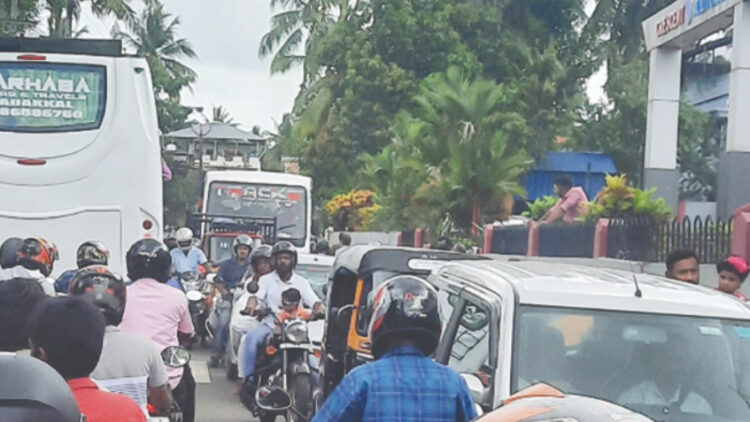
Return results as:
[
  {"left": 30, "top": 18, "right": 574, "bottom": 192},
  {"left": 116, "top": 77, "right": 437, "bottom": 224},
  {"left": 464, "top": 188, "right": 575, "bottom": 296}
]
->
[
  {"left": 173, "top": 271, "right": 215, "bottom": 348},
  {"left": 243, "top": 308, "right": 323, "bottom": 422}
]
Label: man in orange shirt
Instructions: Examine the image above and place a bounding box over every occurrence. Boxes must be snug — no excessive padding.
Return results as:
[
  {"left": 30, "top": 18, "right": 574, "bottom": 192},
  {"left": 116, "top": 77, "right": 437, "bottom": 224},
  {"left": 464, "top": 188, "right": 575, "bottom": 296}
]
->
[{"left": 28, "top": 297, "right": 145, "bottom": 422}]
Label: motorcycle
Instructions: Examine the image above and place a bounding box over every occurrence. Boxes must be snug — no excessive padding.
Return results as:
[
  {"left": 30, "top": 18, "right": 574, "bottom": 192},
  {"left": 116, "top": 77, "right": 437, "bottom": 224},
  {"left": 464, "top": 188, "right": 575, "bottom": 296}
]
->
[
  {"left": 242, "top": 307, "right": 323, "bottom": 422},
  {"left": 173, "top": 271, "right": 215, "bottom": 348},
  {"left": 226, "top": 281, "right": 256, "bottom": 380}
]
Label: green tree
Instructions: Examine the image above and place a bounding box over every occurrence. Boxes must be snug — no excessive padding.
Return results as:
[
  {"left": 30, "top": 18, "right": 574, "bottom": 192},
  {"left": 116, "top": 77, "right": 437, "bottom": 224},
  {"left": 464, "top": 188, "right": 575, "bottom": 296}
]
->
[
  {"left": 211, "top": 105, "right": 237, "bottom": 126},
  {"left": 113, "top": 0, "right": 196, "bottom": 132},
  {"left": 0, "top": 0, "right": 39, "bottom": 36},
  {"left": 45, "top": 0, "right": 133, "bottom": 38}
]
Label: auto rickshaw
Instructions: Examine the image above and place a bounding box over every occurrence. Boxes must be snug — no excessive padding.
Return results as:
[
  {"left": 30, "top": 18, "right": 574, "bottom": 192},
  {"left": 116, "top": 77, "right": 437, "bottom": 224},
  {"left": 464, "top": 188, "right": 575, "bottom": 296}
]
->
[{"left": 320, "top": 245, "right": 486, "bottom": 398}]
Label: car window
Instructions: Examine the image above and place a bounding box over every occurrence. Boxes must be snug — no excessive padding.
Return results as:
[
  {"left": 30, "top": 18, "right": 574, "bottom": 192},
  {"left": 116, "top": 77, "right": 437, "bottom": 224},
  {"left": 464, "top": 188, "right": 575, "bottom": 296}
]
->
[{"left": 446, "top": 294, "right": 491, "bottom": 376}]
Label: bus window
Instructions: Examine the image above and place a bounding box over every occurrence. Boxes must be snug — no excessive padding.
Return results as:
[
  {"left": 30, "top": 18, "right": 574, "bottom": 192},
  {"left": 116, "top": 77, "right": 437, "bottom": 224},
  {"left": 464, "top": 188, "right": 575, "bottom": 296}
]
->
[
  {"left": 0, "top": 62, "right": 106, "bottom": 132},
  {"left": 207, "top": 182, "right": 307, "bottom": 246}
]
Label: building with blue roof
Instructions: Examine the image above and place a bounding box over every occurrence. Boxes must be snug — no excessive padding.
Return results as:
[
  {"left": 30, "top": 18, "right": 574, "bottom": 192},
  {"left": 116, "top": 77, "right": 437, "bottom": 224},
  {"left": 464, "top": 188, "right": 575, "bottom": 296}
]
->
[{"left": 524, "top": 152, "right": 617, "bottom": 201}]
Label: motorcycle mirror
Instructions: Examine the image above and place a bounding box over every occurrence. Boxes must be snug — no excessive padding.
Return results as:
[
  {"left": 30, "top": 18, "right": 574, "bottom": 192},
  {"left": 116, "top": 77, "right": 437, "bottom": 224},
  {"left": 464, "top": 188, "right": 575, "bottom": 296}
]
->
[
  {"left": 161, "top": 346, "right": 191, "bottom": 368},
  {"left": 247, "top": 282, "right": 259, "bottom": 294},
  {"left": 185, "top": 290, "right": 203, "bottom": 302},
  {"left": 255, "top": 386, "right": 292, "bottom": 412}
]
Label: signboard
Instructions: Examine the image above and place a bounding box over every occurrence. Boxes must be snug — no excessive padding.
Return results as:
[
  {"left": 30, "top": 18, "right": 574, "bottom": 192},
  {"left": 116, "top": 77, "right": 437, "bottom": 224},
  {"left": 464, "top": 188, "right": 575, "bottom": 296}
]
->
[
  {"left": 0, "top": 62, "right": 106, "bottom": 132},
  {"left": 643, "top": 0, "right": 741, "bottom": 51}
]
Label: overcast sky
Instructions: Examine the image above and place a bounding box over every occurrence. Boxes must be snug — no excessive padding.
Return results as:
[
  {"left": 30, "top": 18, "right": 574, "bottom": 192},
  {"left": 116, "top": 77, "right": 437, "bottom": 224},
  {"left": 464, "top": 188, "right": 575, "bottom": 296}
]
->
[
  {"left": 81, "top": 0, "right": 302, "bottom": 131},
  {"left": 78, "top": 0, "right": 605, "bottom": 132}
]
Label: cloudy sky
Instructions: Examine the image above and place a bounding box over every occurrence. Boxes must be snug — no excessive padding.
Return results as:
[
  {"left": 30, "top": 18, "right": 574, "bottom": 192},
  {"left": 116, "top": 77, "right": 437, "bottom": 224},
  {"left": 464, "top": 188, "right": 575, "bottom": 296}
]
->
[
  {"left": 81, "top": 1, "right": 302, "bottom": 131},
  {"left": 78, "top": 0, "right": 605, "bottom": 131}
]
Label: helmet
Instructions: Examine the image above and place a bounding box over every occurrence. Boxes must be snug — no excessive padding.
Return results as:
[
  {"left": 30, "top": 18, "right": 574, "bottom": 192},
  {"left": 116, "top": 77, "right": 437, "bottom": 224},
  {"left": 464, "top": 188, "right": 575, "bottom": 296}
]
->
[
  {"left": 0, "top": 352, "right": 82, "bottom": 422},
  {"left": 315, "top": 239, "right": 330, "bottom": 255},
  {"left": 17, "top": 237, "right": 58, "bottom": 277},
  {"left": 175, "top": 227, "right": 194, "bottom": 251},
  {"left": 271, "top": 241, "right": 297, "bottom": 268},
  {"left": 0, "top": 237, "right": 22, "bottom": 269},
  {"left": 476, "top": 383, "right": 654, "bottom": 422},
  {"left": 126, "top": 239, "right": 172, "bottom": 283},
  {"left": 250, "top": 245, "right": 273, "bottom": 267},
  {"left": 76, "top": 241, "right": 109, "bottom": 269},
  {"left": 233, "top": 235, "right": 254, "bottom": 253},
  {"left": 69, "top": 266, "right": 126, "bottom": 326},
  {"left": 367, "top": 275, "right": 441, "bottom": 359}
]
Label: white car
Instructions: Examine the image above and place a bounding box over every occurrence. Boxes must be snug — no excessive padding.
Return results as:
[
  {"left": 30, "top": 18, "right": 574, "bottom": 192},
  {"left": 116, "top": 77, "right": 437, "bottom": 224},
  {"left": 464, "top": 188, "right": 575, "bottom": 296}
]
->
[
  {"left": 226, "top": 253, "right": 334, "bottom": 379},
  {"left": 429, "top": 260, "right": 750, "bottom": 422}
]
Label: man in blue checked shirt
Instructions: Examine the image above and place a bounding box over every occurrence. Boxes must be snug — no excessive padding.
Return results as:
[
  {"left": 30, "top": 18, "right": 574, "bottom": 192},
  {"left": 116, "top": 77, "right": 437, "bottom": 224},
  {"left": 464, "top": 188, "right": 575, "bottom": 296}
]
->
[{"left": 313, "top": 275, "right": 477, "bottom": 422}]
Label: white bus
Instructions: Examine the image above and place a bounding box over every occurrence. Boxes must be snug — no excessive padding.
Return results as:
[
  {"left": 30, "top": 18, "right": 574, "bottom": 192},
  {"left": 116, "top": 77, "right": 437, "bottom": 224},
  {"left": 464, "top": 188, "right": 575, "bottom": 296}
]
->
[
  {"left": 0, "top": 39, "right": 163, "bottom": 276},
  {"left": 201, "top": 170, "right": 312, "bottom": 252}
]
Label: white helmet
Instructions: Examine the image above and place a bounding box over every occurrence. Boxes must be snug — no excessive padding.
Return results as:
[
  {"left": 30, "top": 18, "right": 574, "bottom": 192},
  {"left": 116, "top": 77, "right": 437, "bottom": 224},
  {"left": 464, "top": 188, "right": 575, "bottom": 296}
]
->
[{"left": 175, "top": 227, "right": 194, "bottom": 251}]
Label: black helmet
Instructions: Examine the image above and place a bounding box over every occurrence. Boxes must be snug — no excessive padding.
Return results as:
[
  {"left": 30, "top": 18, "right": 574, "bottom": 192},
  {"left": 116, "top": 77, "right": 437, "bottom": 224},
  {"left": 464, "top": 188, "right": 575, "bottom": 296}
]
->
[
  {"left": 233, "top": 235, "right": 254, "bottom": 253},
  {"left": 250, "top": 245, "right": 273, "bottom": 267},
  {"left": 0, "top": 353, "right": 82, "bottom": 422},
  {"left": 271, "top": 241, "right": 297, "bottom": 268},
  {"left": 126, "top": 239, "right": 171, "bottom": 283},
  {"left": 69, "top": 266, "right": 126, "bottom": 326},
  {"left": 0, "top": 237, "right": 22, "bottom": 269},
  {"left": 315, "top": 239, "right": 330, "bottom": 255},
  {"left": 76, "top": 241, "right": 109, "bottom": 269},
  {"left": 368, "top": 275, "right": 441, "bottom": 359}
]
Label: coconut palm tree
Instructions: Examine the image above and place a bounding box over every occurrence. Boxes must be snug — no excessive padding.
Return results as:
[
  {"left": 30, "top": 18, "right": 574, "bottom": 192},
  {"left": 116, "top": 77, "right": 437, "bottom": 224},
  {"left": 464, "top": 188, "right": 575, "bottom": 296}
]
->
[
  {"left": 113, "top": 0, "right": 196, "bottom": 82},
  {"left": 259, "top": 0, "right": 353, "bottom": 86},
  {"left": 45, "top": 0, "right": 133, "bottom": 38},
  {"left": 211, "top": 105, "right": 237, "bottom": 126}
]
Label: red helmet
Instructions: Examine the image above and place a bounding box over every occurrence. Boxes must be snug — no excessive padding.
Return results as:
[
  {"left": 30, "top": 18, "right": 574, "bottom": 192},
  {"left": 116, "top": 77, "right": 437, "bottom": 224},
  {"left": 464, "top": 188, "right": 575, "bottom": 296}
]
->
[{"left": 17, "top": 237, "right": 58, "bottom": 277}]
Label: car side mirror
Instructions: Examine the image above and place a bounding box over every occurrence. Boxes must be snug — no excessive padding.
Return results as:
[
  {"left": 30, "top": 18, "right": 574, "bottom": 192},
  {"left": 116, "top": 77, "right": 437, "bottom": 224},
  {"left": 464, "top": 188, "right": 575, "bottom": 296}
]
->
[{"left": 460, "top": 373, "right": 489, "bottom": 405}]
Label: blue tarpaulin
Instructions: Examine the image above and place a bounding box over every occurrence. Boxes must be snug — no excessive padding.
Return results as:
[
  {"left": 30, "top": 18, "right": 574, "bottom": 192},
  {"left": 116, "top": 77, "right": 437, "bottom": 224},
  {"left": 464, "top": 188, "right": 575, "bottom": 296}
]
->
[{"left": 524, "top": 152, "right": 616, "bottom": 201}]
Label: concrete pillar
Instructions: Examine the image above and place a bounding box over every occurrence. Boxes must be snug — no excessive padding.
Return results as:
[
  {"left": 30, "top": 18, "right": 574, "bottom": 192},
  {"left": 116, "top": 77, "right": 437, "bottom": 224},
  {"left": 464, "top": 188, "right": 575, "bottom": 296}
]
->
[
  {"left": 644, "top": 47, "right": 682, "bottom": 212},
  {"left": 593, "top": 219, "right": 610, "bottom": 259},
  {"left": 414, "top": 228, "right": 423, "bottom": 248},
  {"left": 527, "top": 222, "right": 539, "bottom": 257},
  {"left": 483, "top": 224, "right": 494, "bottom": 254},
  {"left": 718, "top": 1, "right": 750, "bottom": 219}
]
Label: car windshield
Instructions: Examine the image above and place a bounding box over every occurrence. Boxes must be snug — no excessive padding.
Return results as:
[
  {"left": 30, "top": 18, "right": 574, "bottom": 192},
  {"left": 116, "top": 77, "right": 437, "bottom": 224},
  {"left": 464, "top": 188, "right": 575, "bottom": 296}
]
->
[
  {"left": 296, "top": 264, "right": 330, "bottom": 299},
  {"left": 207, "top": 182, "right": 307, "bottom": 247},
  {"left": 514, "top": 305, "right": 750, "bottom": 422}
]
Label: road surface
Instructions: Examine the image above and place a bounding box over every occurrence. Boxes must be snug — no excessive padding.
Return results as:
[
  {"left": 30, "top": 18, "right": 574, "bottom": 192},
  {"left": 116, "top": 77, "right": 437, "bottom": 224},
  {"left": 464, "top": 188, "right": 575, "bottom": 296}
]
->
[{"left": 192, "top": 347, "right": 254, "bottom": 421}]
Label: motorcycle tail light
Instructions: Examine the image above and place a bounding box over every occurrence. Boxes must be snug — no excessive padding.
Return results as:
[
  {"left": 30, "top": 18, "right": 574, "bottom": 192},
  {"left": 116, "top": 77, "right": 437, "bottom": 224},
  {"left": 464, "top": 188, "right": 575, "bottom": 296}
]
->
[{"left": 265, "top": 345, "right": 277, "bottom": 356}]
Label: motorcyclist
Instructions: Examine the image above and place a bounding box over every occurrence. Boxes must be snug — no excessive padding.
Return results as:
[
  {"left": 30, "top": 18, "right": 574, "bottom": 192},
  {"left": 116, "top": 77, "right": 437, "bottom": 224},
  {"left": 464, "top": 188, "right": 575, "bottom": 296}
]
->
[
  {"left": 170, "top": 227, "right": 208, "bottom": 274},
  {"left": 0, "top": 352, "right": 84, "bottom": 422},
  {"left": 69, "top": 265, "right": 172, "bottom": 417},
  {"left": 238, "top": 241, "right": 324, "bottom": 386},
  {"left": 209, "top": 235, "right": 253, "bottom": 368},
  {"left": 120, "top": 239, "right": 196, "bottom": 422},
  {"left": 0, "top": 237, "right": 26, "bottom": 276},
  {"left": 28, "top": 297, "right": 146, "bottom": 422},
  {"left": 55, "top": 241, "right": 110, "bottom": 294},
  {"left": 230, "top": 244, "right": 273, "bottom": 381},
  {"left": 7, "top": 237, "right": 58, "bottom": 296},
  {"left": 313, "top": 275, "right": 476, "bottom": 422},
  {"left": 475, "top": 383, "right": 653, "bottom": 421}
]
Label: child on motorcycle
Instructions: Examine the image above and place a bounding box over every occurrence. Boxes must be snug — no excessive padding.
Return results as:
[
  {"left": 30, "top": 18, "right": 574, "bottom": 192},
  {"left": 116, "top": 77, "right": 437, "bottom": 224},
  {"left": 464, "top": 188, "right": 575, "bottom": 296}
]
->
[{"left": 278, "top": 288, "right": 310, "bottom": 323}]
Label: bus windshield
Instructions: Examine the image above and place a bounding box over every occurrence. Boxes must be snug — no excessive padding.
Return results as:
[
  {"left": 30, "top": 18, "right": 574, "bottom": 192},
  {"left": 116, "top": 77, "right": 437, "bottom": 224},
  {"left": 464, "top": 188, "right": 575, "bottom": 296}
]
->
[
  {"left": 207, "top": 182, "right": 307, "bottom": 246},
  {"left": 0, "top": 62, "right": 106, "bottom": 132}
]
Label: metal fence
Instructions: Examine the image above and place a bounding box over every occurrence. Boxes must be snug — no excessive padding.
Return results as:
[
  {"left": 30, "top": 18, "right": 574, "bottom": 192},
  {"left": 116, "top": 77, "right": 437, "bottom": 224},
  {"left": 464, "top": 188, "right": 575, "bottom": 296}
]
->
[
  {"left": 490, "top": 226, "right": 528, "bottom": 255},
  {"left": 607, "top": 216, "right": 733, "bottom": 263},
  {"left": 538, "top": 222, "right": 597, "bottom": 258}
]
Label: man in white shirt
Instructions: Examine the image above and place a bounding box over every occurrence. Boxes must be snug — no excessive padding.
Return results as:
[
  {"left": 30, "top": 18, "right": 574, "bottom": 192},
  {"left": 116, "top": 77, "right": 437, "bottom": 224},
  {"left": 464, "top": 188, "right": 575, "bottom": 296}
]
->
[
  {"left": 237, "top": 241, "right": 324, "bottom": 382},
  {"left": 616, "top": 340, "right": 711, "bottom": 416}
]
